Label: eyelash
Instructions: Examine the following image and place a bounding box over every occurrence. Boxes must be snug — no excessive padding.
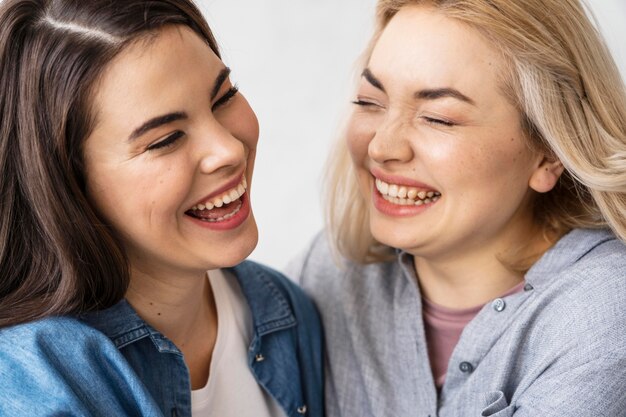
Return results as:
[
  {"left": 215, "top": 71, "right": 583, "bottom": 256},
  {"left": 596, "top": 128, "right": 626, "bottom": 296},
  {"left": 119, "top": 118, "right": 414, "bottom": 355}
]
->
[
  {"left": 147, "top": 130, "right": 185, "bottom": 151},
  {"left": 352, "top": 99, "right": 379, "bottom": 107},
  {"left": 353, "top": 100, "right": 456, "bottom": 127},
  {"left": 146, "top": 85, "right": 241, "bottom": 152},
  {"left": 423, "top": 116, "right": 455, "bottom": 127},
  {"left": 213, "top": 85, "right": 239, "bottom": 109}
]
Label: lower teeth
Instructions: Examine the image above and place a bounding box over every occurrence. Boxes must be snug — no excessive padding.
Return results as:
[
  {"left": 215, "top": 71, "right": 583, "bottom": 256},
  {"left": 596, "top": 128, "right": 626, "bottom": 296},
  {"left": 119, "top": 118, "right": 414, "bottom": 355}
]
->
[{"left": 383, "top": 195, "right": 439, "bottom": 206}]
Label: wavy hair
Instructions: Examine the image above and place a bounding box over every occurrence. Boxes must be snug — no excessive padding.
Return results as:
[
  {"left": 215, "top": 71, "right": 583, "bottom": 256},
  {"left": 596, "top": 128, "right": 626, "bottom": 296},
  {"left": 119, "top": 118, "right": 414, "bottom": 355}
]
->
[
  {"left": 326, "top": 0, "right": 626, "bottom": 263},
  {"left": 0, "top": 0, "right": 219, "bottom": 327}
]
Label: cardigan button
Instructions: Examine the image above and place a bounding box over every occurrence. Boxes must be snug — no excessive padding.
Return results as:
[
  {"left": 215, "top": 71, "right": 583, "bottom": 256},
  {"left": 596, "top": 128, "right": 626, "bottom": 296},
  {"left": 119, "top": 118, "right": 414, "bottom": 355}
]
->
[
  {"left": 492, "top": 298, "right": 506, "bottom": 312},
  {"left": 524, "top": 283, "right": 534, "bottom": 291},
  {"left": 459, "top": 361, "right": 474, "bottom": 373},
  {"left": 297, "top": 405, "right": 307, "bottom": 414}
]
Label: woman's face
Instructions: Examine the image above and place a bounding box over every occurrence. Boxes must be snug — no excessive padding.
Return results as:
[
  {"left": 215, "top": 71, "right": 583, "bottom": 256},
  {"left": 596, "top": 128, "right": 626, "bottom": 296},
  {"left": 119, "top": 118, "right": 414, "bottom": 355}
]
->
[
  {"left": 84, "top": 26, "right": 259, "bottom": 278},
  {"left": 347, "top": 5, "right": 555, "bottom": 261}
]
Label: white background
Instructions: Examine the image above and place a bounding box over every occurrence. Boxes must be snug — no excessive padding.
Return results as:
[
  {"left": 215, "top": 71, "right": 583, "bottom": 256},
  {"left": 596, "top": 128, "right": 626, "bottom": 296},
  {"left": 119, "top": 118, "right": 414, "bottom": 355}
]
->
[{"left": 197, "top": 0, "right": 626, "bottom": 270}]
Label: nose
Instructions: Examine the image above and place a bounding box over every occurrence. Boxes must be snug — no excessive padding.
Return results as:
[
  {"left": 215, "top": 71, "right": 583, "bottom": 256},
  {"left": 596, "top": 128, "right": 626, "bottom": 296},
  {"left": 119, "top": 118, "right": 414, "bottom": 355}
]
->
[
  {"left": 195, "top": 124, "right": 246, "bottom": 175},
  {"left": 368, "top": 116, "right": 414, "bottom": 165}
]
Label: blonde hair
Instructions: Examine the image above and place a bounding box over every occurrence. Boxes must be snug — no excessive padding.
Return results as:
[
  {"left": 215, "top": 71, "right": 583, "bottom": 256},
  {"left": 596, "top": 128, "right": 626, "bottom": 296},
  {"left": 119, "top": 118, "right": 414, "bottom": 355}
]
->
[{"left": 326, "top": 0, "right": 626, "bottom": 264}]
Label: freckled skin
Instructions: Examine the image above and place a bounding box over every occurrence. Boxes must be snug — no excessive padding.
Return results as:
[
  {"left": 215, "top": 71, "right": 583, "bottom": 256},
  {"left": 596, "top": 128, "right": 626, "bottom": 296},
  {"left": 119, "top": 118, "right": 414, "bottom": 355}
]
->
[{"left": 347, "top": 5, "right": 549, "bottom": 265}]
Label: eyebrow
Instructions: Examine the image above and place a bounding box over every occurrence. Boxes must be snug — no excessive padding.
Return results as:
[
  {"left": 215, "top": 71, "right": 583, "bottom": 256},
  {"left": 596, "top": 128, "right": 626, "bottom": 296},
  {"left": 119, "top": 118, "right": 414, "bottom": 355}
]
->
[
  {"left": 414, "top": 88, "right": 475, "bottom": 105},
  {"left": 362, "top": 68, "right": 386, "bottom": 93},
  {"left": 362, "top": 67, "right": 475, "bottom": 106},
  {"left": 127, "top": 112, "right": 188, "bottom": 142},
  {"left": 127, "top": 66, "right": 232, "bottom": 142}
]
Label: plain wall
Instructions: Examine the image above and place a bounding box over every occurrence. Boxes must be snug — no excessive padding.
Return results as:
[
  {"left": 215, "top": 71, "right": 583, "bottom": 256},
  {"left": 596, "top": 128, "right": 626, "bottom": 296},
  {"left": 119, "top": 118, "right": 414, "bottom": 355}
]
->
[{"left": 198, "top": 0, "right": 626, "bottom": 270}]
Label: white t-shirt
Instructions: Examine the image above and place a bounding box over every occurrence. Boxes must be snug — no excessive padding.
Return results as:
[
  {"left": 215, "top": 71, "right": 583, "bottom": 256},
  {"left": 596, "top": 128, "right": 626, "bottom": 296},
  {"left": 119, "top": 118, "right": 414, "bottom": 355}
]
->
[{"left": 191, "top": 269, "right": 287, "bottom": 417}]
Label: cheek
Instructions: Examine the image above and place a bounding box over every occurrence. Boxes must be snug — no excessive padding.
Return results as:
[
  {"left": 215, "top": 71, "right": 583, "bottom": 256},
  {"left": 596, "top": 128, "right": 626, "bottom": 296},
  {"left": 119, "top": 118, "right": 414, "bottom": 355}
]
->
[
  {"left": 86, "top": 159, "right": 179, "bottom": 229},
  {"left": 221, "top": 100, "right": 259, "bottom": 152},
  {"left": 346, "top": 113, "right": 375, "bottom": 164},
  {"left": 479, "top": 138, "right": 537, "bottom": 186},
  {"left": 444, "top": 139, "right": 536, "bottom": 212}
]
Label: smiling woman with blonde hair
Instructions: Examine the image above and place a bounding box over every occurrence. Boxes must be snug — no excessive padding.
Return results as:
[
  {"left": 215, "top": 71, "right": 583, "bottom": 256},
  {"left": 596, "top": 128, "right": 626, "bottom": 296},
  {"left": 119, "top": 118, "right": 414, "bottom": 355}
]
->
[{"left": 289, "top": 0, "right": 626, "bottom": 415}]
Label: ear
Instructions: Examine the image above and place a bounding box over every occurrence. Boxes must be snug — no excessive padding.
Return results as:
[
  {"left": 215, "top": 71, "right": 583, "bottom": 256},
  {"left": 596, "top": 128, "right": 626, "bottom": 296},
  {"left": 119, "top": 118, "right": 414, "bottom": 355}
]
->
[{"left": 529, "top": 157, "right": 565, "bottom": 193}]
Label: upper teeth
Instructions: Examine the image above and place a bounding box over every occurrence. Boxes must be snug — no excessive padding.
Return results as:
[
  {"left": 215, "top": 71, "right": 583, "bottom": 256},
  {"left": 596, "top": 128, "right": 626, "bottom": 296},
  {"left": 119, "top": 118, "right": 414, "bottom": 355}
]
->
[
  {"left": 375, "top": 178, "right": 440, "bottom": 205},
  {"left": 190, "top": 177, "right": 247, "bottom": 211}
]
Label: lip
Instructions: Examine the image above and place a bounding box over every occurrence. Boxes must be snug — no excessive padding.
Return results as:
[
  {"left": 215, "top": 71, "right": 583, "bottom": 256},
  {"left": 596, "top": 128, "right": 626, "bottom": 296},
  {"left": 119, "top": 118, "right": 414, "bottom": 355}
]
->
[
  {"left": 370, "top": 168, "right": 437, "bottom": 190},
  {"left": 186, "top": 192, "right": 251, "bottom": 231},
  {"left": 189, "top": 170, "right": 246, "bottom": 209},
  {"left": 369, "top": 171, "right": 440, "bottom": 217}
]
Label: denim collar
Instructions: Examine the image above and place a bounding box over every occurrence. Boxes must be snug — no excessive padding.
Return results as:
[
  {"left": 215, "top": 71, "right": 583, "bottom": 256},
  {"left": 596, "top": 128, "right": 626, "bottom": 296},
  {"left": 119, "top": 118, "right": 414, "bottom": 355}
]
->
[{"left": 82, "top": 261, "right": 297, "bottom": 353}]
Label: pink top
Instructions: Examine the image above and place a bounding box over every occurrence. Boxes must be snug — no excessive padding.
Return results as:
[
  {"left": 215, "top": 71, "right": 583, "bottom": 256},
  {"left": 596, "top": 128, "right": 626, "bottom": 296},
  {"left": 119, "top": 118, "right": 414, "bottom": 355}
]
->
[{"left": 422, "top": 282, "right": 526, "bottom": 388}]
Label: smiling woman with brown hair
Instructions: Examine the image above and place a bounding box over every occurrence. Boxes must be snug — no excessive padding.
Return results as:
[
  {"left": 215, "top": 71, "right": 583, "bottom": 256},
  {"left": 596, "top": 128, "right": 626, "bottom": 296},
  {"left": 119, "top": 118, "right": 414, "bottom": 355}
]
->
[
  {"left": 0, "top": 1, "right": 322, "bottom": 416},
  {"left": 290, "top": 0, "right": 626, "bottom": 415}
]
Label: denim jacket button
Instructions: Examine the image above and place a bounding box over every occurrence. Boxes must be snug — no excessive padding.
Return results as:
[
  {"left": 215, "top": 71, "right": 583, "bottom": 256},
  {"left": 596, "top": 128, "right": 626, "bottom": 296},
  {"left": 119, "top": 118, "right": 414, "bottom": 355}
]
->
[
  {"left": 255, "top": 354, "right": 265, "bottom": 362},
  {"left": 297, "top": 405, "right": 307, "bottom": 414},
  {"left": 492, "top": 298, "right": 506, "bottom": 312}
]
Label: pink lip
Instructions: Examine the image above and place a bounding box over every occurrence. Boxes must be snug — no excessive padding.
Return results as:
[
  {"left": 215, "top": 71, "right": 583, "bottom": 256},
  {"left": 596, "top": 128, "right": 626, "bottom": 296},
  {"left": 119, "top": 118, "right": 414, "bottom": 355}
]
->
[
  {"left": 188, "top": 170, "right": 246, "bottom": 209},
  {"left": 372, "top": 185, "right": 438, "bottom": 217},
  {"left": 370, "top": 168, "right": 437, "bottom": 190},
  {"left": 186, "top": 192, "right": 251, "bottom": 231},
  {"left": 369, "top": 169, "right": 440, "bottom": 217}
]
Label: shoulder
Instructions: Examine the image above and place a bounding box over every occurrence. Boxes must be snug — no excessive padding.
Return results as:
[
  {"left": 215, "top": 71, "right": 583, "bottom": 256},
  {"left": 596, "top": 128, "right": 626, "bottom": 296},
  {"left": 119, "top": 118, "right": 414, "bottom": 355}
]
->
[
  {"left": 0, "top": 315, "right": 120, "bottom": 374},
  {"left": 286, "top": 230, "right": 401, "bottom": 304},
  {"left": 0, "top": 316, "right": 157, "bottom": 415},
  {"left": 504, "top": 234, "right": 626, "bottom": 413},
  {"left": 531, "top": 230, "right": 626, "bottom": 351},
  {"left": 285, "top": 231, "right": 351, "bottom": 293},
  {"left": 290, "top": 231, "right": 342, "bottom": 277},
  {"left": 0, "top": 316, "right": 107, "bottom": 386},
  {"left": 0, "top": 315, "right": 115, "bottom": 358},
  {"left": 558, "top": 230, "right": 626, "bottom": 306},
  {"left": 566, "top": 237, "right": 626, "bottom": 328},
  {"left": 570, "top": 231, "right": 626, "bottom": 276}
]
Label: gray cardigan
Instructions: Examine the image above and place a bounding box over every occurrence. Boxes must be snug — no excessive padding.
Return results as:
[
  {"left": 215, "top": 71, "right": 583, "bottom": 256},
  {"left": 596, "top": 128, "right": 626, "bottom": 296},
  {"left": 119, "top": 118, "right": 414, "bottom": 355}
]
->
[{"left": 287, "top": 229, "right": 626, "bottom": 417}]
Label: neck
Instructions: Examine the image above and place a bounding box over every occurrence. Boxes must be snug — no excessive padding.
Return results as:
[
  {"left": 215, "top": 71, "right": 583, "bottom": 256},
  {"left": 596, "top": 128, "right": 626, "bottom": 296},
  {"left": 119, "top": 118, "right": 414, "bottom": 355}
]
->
[
  {"left": 125, "top": 266, "right": 218, "bottom": 389},
  {"left": 414, "top": 253, "right": 524, "bottom": 309},
  {"left": 414, "top": 220, "right": 554, "bottom": 309}
]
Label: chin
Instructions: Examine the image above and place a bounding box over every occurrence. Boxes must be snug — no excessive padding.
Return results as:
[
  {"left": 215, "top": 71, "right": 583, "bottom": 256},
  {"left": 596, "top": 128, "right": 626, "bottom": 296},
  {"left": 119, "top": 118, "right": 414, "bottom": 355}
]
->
[
  {"left": 370, "top": 222, "right": 427, "bottom": 255},
  {"left": 216, "top": 218, "right": 259, "bottom": 268}
]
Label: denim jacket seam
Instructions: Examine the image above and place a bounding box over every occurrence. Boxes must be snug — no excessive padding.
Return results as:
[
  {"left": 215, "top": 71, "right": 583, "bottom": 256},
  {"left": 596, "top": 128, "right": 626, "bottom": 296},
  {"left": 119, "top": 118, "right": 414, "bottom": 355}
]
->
[
  {"left": 112, "top": 325, "right": 152, "bottom": 349},
  {"left": 231, "top": 263, "right": 297, "bottom": 331}
]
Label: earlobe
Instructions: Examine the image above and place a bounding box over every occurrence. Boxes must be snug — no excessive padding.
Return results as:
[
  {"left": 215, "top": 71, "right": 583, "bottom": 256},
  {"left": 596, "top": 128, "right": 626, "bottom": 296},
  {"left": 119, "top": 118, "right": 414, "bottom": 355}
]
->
[{"left": 529, "top": 158, "right": 565, "bottom": 193}]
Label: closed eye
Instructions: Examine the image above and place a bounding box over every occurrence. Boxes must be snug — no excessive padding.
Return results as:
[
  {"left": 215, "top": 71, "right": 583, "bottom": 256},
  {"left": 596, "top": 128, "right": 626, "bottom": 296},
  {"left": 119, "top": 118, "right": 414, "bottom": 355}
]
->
[
  {"left": 352, "top": 99, "right": 381, "bottom": 107},
  {"left": 213, "top": 85, "right": 239, "bottom": 110},
  {"left": 146, "top": 130, "right": 185, "bottom": 151},
  {"left": 423, "top": 116, "right": 455, "bottom": 127}
]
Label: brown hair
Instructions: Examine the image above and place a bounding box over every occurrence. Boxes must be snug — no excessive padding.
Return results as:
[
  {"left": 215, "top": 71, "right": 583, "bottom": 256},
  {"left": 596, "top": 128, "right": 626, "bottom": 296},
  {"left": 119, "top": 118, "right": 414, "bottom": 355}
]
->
[
  {"left": 326, "top": 0, "right": 626, "bottom": 265},
  {"left": 0, "top": 0, "right": 220, "bottom": 328}
]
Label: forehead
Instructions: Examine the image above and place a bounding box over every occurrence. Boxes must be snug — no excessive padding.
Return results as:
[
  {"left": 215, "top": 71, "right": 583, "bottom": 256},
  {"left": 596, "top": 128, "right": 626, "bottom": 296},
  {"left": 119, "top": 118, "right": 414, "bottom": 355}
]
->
[
  {"left": 91, "top": 25, "right": 221, "bottom": 132},
  {"left": 369, "top": 5, "right": 505, "bottom": 94}
]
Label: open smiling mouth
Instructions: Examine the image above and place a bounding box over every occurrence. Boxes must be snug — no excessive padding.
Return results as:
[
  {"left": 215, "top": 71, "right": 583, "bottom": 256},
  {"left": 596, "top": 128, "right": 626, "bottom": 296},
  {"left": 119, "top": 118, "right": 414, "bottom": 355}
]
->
[
  {"left": 375, "top": 178, "right": 441, "bottom": 206},
  {"left": 185, "top": 178, "right": 247, "bottom": 223}
]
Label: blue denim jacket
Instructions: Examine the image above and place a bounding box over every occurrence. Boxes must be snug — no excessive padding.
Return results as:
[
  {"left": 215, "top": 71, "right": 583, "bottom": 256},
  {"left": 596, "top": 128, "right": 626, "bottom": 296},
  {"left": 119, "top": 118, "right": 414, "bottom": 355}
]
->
[{"left": 0, "top": 261, "right": 324, "bottom": 417}]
